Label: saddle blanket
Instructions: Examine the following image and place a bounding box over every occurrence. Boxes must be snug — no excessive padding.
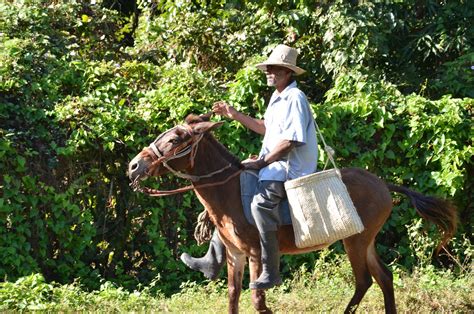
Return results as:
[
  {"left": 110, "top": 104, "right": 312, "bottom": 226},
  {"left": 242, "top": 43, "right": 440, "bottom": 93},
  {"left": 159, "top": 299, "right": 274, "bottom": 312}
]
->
[{"left": 240, "top": 170, "right": 292, "bottom": 226}]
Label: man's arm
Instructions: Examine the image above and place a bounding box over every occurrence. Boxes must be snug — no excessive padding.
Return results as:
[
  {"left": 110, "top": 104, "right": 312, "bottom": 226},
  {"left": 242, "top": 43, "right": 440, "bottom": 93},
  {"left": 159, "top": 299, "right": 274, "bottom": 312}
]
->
[
  {"left": 242, "top": 139, "right": 295, "bottom": 170},
  {"left": 212, "top": 101, "right": 265, "bottom": 135}
]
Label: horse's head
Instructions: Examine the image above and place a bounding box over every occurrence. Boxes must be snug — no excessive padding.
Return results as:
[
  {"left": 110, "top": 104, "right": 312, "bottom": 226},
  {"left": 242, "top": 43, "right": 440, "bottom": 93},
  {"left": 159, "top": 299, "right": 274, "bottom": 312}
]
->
[{"left": 128, "top": 113, "right": 223, "bottom": 185}]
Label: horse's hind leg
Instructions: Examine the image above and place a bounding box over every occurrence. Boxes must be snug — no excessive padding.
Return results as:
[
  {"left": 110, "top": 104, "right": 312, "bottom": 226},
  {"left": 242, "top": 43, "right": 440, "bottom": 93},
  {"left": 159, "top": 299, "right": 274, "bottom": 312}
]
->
[
  {"left": 227, "top": 249, "right": 246, "bottom": 314},
  {"left": 343, "top": 237, "right": 373, "bottom": 313},
  {"left": 366, "top": 240, "right": 396, "bottom": 313},
  {"left": 249, "top": 256, "right": 272, "bottom": 313}
]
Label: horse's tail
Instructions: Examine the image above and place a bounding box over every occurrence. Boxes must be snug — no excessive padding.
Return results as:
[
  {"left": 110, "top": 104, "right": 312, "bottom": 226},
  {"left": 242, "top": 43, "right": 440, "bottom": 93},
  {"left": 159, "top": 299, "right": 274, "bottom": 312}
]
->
[{"left": 387, "top": 183, "right": 458, "bottom": 255}]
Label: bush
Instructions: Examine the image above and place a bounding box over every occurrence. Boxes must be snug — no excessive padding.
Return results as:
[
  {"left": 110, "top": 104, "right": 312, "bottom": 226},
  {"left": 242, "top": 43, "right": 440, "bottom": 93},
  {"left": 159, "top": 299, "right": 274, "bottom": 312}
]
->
[{"left": 0, "top": 0, "right": 472, "bottom": 294}]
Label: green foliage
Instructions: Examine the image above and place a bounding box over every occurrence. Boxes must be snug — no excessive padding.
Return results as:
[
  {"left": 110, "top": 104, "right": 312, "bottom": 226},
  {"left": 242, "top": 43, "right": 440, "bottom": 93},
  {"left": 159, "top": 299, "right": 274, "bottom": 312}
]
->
[
  {"left": 1, "top": 253, "right": 472, "bottom": 312},
  {"left": 0, "top": 274, "right": 54, "bottom": 310},
  {"left": 317, "top": 70, "right": 471, "bottom": 199},
  {"left": 317, "top": 2, "right": 389, "bottom": 76},
  {"left": 0, "top": 273, "right": 162, "bottom": 311},
  {"left": 132, "top": 1, "right": 280, "bottom": 77},
  {"left": 433, "top": 52, "right": 474, "bottom": 98},
  {"left": 0, "top": 0, "right": 472, "bottom": 297}
]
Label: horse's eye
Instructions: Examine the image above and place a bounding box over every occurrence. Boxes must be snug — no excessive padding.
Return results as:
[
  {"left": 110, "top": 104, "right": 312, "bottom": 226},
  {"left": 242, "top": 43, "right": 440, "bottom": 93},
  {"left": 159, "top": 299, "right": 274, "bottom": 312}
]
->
[{"left": 169, "top": 138, "right": 180, "bottom": 144}]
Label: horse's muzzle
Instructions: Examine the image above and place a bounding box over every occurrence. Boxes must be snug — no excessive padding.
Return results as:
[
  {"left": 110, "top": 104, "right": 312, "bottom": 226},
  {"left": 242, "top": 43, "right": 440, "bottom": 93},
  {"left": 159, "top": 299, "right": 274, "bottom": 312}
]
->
[{"left": 128, "top": 157, "right": 150, "bottom": 182}]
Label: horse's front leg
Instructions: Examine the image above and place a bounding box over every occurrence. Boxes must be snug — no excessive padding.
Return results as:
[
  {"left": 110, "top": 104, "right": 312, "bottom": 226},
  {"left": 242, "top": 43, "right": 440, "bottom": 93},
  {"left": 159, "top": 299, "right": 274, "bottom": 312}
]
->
[
  {"left": 226, "top": 248, "right": 246, "bottom": 314},
  {"left": 249, "top": 256, "right": 272, "bottom": 313}
]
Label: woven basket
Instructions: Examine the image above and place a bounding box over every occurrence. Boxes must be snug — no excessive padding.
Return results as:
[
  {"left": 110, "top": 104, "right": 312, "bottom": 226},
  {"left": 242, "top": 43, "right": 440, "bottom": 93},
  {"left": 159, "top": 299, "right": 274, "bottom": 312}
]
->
[{"left": 284, "top": 168, "right": 364, "bottom": 248}]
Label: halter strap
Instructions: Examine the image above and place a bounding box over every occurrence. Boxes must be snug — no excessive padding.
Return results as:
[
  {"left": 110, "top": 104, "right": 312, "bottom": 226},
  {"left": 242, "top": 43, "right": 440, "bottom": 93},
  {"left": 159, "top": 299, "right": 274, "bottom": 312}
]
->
[
  {"left": 132, "top": 123, "right": 242, "bottom": 196},
  {"left": 149, "top": 142, "right": 161, "bottom": 160}
]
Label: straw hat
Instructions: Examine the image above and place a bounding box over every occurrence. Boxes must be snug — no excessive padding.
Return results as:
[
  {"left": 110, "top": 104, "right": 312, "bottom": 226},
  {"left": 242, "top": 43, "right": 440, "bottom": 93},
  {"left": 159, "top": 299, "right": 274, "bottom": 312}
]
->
[{"left": 256, "top": 44, "right": 306, "bottom": 75}]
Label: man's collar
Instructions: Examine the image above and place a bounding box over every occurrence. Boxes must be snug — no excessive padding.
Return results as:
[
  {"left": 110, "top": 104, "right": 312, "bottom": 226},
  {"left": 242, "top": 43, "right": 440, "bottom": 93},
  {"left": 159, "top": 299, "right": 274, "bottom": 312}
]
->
[
  {"left": 279, "top": 80, "right": 297, "bottom": 97},
  {"left": 271, "top": 80, "right": 297, "bottom": 103}
]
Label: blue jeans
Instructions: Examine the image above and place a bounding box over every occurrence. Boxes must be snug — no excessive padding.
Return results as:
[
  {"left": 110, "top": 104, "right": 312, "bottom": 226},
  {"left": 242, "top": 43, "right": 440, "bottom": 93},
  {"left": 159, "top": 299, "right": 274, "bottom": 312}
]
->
[{"left": 250, "top": 180, "right": 286, "bottom": 232}]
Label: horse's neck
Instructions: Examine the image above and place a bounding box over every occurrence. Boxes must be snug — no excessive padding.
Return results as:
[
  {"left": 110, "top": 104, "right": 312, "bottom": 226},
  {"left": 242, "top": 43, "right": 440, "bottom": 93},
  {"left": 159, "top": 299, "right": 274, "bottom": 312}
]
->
[
  {"left": 191, "top": 134, "right": 241, "bottom": 177},
  {"left": 191, "top": 135, "right": 247, "bottom": 227}
]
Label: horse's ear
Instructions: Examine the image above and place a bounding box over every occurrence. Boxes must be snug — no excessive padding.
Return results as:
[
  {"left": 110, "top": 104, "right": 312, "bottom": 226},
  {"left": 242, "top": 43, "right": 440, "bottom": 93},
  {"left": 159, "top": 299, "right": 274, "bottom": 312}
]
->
[
  {"left": 192, "top": 121, "right": 224, "bottom": 134},
  {"left": 185, "top": 112, "right": 213, "bottom": 125}
]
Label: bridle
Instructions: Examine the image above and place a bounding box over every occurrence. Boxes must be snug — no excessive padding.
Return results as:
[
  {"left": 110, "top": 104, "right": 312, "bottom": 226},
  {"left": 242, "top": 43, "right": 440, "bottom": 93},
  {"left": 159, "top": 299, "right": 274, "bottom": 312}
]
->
[{"left": 131, "top": 124, "right": 242, "bottom": 196}]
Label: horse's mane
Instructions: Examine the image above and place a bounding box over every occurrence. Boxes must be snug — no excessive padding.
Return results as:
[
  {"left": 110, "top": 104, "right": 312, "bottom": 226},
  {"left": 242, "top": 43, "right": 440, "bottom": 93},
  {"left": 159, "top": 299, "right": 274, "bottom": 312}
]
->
[
  {"left": 204, "top": 133, "right": 243, "bottom": 168},
  {"left": 185, "top": 113, "right": 242, "bottom": 169}
]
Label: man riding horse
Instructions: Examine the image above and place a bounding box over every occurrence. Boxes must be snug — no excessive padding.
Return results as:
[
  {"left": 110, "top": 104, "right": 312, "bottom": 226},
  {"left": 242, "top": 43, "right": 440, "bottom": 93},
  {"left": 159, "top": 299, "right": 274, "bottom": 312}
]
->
[
  {"left": 129, "top": 45, "right": 457, "bottom": 311},
  {"left": 181, "top": 44, "right": 318, "bottom": 290}
]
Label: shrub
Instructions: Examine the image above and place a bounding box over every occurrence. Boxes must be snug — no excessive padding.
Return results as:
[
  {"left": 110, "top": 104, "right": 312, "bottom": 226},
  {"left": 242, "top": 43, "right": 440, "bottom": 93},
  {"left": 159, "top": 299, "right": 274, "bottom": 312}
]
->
[{"left": 0, "top": 0, "right": 472, "bottom": 294}]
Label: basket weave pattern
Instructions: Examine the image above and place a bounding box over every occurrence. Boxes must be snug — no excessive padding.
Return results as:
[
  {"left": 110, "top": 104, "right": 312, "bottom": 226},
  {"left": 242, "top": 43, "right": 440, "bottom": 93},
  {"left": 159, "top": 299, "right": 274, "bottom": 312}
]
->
[{"left": 284, "top": 169, "right": 365, "bottom": 248}]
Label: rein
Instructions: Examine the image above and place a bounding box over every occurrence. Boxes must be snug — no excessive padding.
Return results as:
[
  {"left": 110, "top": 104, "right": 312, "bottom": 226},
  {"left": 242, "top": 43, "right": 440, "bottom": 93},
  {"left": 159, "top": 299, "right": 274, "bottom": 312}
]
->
[
  {"left": 131, "top": 124, "right": 242, "bottom": 196},
  {"left": 134, "top": 170, "right": 242, "bottom": 197}
]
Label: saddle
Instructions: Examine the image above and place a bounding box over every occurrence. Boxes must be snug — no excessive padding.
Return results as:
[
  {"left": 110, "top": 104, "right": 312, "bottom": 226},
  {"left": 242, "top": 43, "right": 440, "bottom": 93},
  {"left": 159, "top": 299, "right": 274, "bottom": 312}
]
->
[{"left": 240, "top": 170, "right": 292, "bottom": 226}]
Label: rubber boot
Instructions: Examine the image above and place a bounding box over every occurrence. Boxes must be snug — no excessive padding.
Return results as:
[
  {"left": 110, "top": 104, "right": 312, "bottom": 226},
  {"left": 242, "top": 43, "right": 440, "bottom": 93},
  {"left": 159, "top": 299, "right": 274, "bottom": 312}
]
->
[
  {"left": 249, "top": 231, "right": 282, "bottom": 290},
  {"left": 180, "top": 230, "right": 226, "bottom": 280}
]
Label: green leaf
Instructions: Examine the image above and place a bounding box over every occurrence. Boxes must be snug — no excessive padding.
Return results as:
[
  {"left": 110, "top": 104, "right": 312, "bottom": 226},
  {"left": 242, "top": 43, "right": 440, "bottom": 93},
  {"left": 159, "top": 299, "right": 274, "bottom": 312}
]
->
[
  {"left": 386, "top": 150, "right": 396, "bottom": 159},
  {"left": 16, "top": 156, "right": 26, "bottom": 171}
]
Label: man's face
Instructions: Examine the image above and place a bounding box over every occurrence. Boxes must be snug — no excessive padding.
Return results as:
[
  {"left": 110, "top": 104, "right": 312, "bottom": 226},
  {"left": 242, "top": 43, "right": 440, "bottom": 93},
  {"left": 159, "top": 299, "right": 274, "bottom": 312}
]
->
[{"left": 265, "top": 65, "right": 293, "bottom": 89}]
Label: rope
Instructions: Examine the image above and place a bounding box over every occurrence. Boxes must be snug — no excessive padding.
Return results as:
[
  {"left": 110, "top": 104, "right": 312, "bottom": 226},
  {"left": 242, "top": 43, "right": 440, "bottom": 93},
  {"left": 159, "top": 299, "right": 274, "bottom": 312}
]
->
[
  {"left": 314, "top": 120, "right": 338, "bottom": 171},
  {"left": 194, "top": 210, "right": 213, "bottom": 245}
]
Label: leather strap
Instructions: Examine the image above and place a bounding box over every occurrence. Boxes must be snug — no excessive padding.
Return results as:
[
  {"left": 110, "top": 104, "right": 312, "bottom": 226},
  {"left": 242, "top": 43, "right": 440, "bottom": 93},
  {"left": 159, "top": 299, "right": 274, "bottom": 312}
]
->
[{"left": 140, "top": 169, "right": 242, "bottom": 196}]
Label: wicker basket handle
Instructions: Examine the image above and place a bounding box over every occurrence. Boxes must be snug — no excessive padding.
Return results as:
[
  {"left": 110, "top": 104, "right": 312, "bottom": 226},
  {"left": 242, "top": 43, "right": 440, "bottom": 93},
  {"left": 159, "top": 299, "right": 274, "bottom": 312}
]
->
[
  {"left": 285, "top": 119, "right": 339, "bottom": 180},
  {"left": 314, "top": 120, "right": 339, "bottom": 171}
]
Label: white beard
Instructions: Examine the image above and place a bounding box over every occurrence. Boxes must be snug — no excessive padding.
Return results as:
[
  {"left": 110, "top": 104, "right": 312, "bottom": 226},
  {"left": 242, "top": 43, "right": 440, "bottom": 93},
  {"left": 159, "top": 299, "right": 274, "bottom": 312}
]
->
[{"left": 266, "top": 76, "right": 276, "bottom": 86}]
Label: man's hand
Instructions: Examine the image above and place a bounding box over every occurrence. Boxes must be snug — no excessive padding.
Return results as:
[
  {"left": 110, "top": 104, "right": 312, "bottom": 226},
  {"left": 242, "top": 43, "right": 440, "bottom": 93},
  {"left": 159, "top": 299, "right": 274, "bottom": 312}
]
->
[
  {"left": 241, "top": 156, "right": 267, "bottom": 170},
  {"left": 213, "top": 101, "right": 266, "bottom": 135},
  {"left": 242, "top": 140, "right": 295, "bottom": 171},
  {"left": 212, "top": 101, "right": 238, "bottom": 120}
]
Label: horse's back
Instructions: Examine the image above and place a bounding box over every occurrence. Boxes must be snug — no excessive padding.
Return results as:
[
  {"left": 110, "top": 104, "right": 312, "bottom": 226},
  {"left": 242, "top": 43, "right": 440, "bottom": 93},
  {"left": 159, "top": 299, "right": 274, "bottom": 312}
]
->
[{"left": 341, "top": 167, "right": 393, "bottom": 234}]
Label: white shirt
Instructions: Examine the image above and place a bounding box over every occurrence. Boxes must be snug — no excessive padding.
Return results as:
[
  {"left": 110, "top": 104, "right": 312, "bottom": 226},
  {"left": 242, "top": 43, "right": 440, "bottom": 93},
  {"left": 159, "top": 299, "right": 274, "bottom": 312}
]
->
[{"left": 258, "top": 81, "right": 318, "bottom": 181}]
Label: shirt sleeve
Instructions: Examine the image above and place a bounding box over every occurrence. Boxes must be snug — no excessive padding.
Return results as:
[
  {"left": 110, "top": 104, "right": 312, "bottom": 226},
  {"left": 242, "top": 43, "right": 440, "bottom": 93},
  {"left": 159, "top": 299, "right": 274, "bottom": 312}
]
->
[{"left": 278, "top": 91, "right": 310, "bottom": 144}]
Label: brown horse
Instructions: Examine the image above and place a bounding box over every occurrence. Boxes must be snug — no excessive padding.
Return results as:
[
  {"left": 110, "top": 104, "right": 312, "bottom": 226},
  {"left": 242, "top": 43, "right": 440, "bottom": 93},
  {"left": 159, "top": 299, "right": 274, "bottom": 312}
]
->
[{"left": 128, "top": 113, "right": 457, "bottom": 314}]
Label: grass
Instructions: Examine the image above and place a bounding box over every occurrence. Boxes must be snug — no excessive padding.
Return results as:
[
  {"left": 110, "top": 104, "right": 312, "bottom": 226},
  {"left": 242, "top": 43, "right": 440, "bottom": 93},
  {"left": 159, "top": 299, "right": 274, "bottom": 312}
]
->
[
  {"left": 161, "top": 260, "right": 473, "bottom": 313},
  {"left": 1, "top": 255, "right": 472, "bottom": 312}
]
